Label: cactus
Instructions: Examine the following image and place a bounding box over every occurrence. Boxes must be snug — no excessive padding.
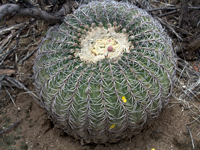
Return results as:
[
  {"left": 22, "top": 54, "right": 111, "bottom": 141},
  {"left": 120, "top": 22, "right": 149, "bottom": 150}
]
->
[{"left": 33, "top": 0, "right": 176, "bottom": 144}]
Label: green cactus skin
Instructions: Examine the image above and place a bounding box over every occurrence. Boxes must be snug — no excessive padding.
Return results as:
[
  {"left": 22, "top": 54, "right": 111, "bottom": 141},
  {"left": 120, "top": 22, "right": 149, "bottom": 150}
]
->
[{"left": 33, "top": 0, "right": 176, "bottom": 144}]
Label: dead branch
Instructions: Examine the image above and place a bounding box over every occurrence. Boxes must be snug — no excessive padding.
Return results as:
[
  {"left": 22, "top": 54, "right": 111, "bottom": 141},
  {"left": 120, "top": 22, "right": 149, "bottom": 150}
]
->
[
  {"left": 54, "top": 2, "right": 72, "bottom": 17},
  {"left": 146, "top": 6, "right": 200, "bottom": 12},
  {"left": 5, "top": 85, "right": 16, "bottom": 106},
  {"left": 1, "top": 76, "right": 40, "bottom": 101},
  {"left": 0, "top": 69, "right": 15, "bottom": 76},
  {"left": 147, "top": 7, "right": 180, "bottom": 12},
  {"left": 0, "top": 119, "right": 21, "bottom": 135},
  {"left": 176, "top": 34, "right": 200, "bottom": 53},
  {"left": 0, "top": 4, "right": 20, "bottom": 20},
  {"left": 0, "top": 30, "right": 17, "bottom": 51},
  {"left": 0, "top": 21, "right": 29, "bottom": 35},
  {"left": 155, "top": 16, "right": 183, "bottom": 41},
  {"left": 185, "top": 124, "right": 195, "bottom": 150},
  {"left": 158, "top": 10, "right": 178, "bottom": 18},
  {"left": 0, "top": 3, "right": 66, "bottom": 24},
  {"left": 0, "top": 22, "right": 26, "bottom": 65},
  {"left": 17, "top": 7, "right": 62, "bottom": 23},
  {"left": 179, "top": 0, "right": 189, "bottom": 29},
  {"left": 18, "top": 44, "right": 39, "bottom": 65},
  {"left": 183, "top": 36, "right": 200, "bottom": 52},
  {"left": 0, "top": 75, "right": 5, "bottom": 93}
]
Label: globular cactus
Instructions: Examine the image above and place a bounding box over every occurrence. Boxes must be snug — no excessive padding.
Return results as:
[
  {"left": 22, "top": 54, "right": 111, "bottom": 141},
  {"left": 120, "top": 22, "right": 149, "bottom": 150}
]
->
[{"left": 33, "top": 0, "right": 176, "bottom": 144}]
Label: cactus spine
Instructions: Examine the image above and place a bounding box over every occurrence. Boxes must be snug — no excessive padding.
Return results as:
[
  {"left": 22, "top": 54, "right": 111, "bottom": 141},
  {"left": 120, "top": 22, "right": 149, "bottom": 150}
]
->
[{"left": 33, "top": 0, "right": 176, "bottom": 143}]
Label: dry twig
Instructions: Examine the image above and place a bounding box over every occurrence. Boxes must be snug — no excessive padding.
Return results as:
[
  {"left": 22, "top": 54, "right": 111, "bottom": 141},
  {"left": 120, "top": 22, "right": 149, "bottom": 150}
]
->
[
  {"left": 185, "top": 124, "right": 195, "bottom": 150},
  {"left": 146, "top": 6, "right": 200, "bottom": 12},
  {"left": 179, "top": 35, "right": 200, "bottom": 53},
  {"left": 0, "top": 119, "right": 21, "bottom": 135},
  {"left": 0, "top": 22, "right": 27, "bottom": 65},
  {"left": 158, "top": 10, "right": 178, "bottom": 18},
  {"left": 0, "top": 4, "right": 62, "bottom": 23},
  {"left": 146, "top": 7, "right": 179, "bottom": 12},
  {"left": 155, "top": 17, "right": 183, "bottom": 41},
  {"left": 18, "top": 43, "right": 40, "bottom": 64},
  {"left": 4, "top": 86, "right": 16, "bottom": 106},
  {"left": 0, "top": 75, "right": 5, "bottom": 93},
  {"left": 0, "top": 22, "right": 29, "bottom": 35},
  {"left": 2, "top": 76, "right": 40, "bottom": 101},
  {"left": 179, "top": 0, "right": 189, "bottom": 28}
]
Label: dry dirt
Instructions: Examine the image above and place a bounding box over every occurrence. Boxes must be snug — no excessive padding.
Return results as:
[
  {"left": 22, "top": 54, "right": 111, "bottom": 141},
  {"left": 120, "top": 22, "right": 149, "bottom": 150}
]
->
[
  {"left": 1, "top": 84, "right": 200, "bottom": 150},
  {"left": 1, "top": 1, "right": 200, "bottom": 150}
]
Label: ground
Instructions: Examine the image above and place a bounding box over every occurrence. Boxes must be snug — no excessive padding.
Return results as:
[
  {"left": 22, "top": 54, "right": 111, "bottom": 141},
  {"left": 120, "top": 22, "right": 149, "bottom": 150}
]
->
[
  {"left": 0, "top": 0, "right": 200, "bottom": 150},
  {"left": 1, "top": 85, "right": 200, "bottom": 150}
]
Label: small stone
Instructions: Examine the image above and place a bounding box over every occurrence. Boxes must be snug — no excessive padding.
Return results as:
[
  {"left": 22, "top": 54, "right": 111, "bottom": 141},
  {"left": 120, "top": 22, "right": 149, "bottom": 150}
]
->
[{"left": 108, "top": 46, "right": 113, "bottom": 52}]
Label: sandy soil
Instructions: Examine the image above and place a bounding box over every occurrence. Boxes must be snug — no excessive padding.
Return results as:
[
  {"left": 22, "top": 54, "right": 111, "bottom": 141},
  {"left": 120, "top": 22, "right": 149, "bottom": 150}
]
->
[{"left": 1, "top": 85, "right": 200, "bottom": 150}]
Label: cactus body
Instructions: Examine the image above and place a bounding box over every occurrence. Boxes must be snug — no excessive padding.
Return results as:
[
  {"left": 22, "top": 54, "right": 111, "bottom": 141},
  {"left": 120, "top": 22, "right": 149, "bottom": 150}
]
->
[{"left": 33, "top": 0, "right": 176, "bottom": 143}]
